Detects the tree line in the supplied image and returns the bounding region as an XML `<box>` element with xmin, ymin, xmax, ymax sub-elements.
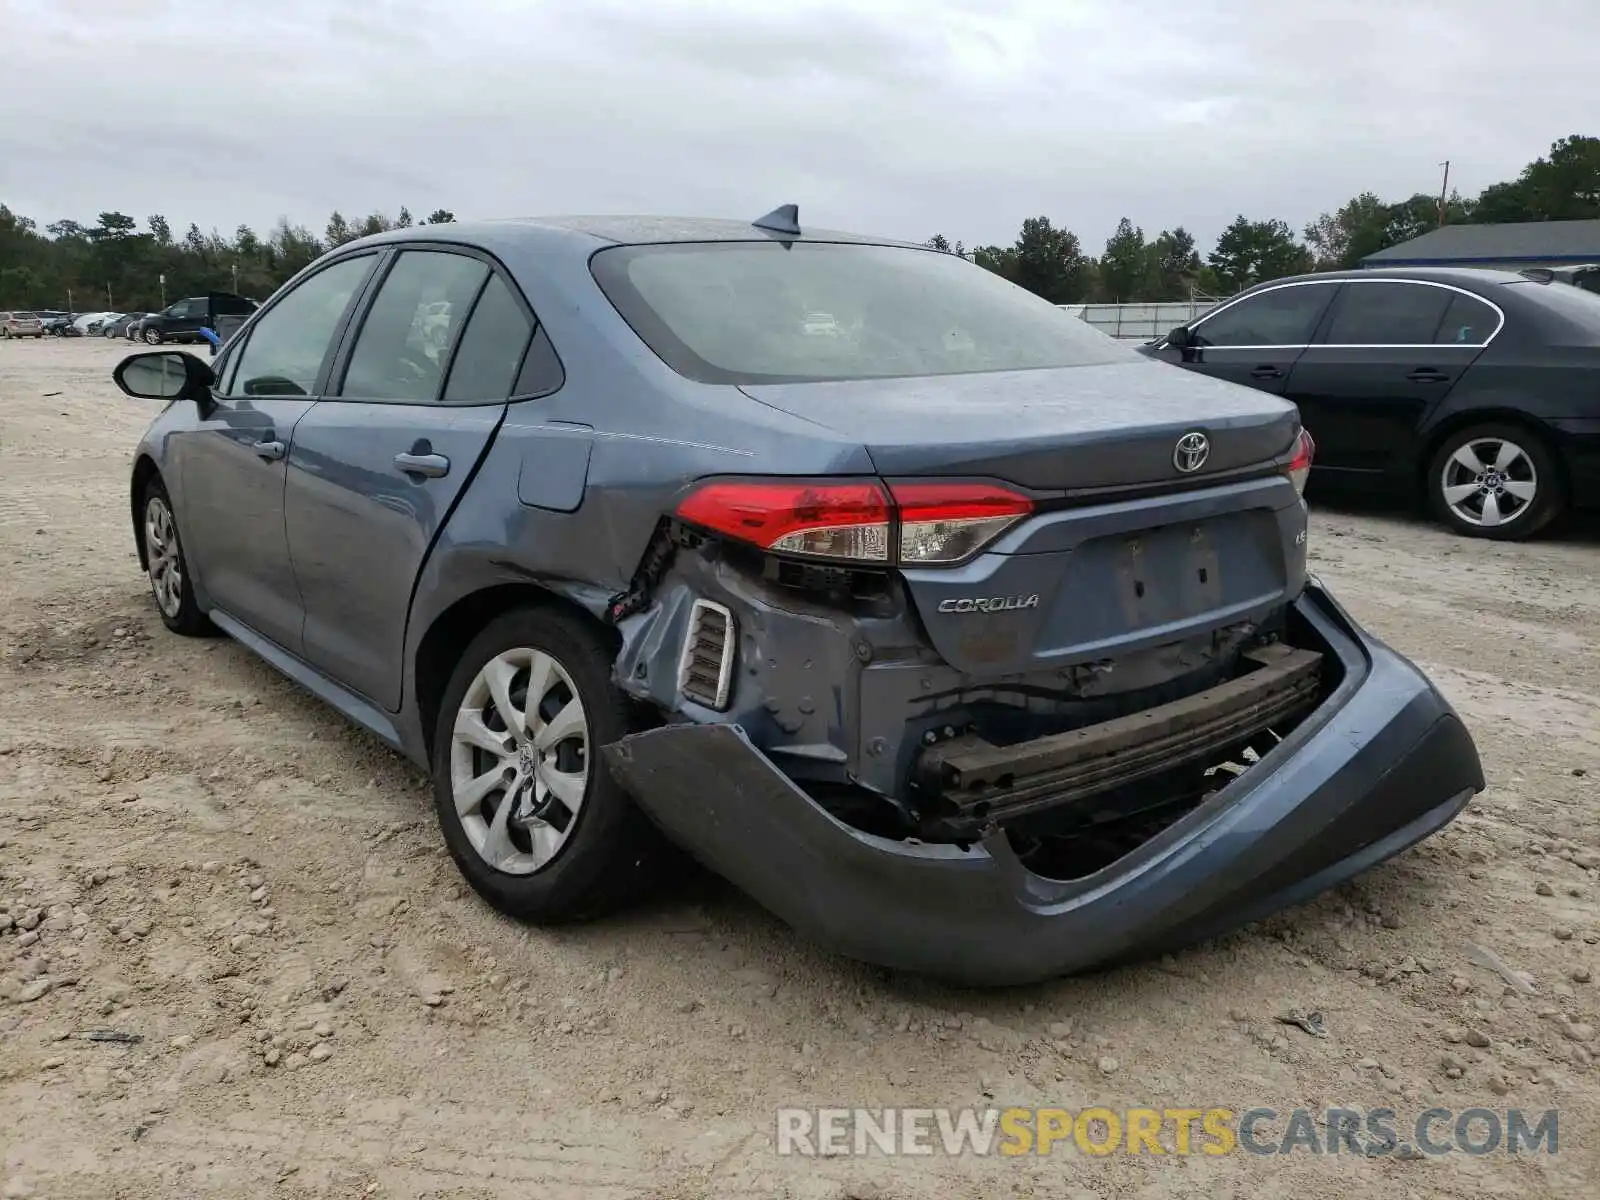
<box><xmin>0</xmin><ymin>206</ymin><xmax>457</xmax><ymax>314</ymax></box>
<box><xmin>935</xmin><ymin>133</ymin><xmax>1600</xmax><ymax>304</ymax></box>
<box><xmin>2</xmin><ymin>134</ymin><xmax>1597</xmax><ymax>313</ymax></box>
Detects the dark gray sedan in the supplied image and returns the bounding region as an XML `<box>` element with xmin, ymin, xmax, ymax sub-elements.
<box><xmin>111</xmin><ymin>210</ymin><xmax>1482</xmax><ymax>984</ymax></box>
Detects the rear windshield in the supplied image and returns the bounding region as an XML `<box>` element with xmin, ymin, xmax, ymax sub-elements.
<box><xmin>14</xmin><ymin>312</ymin><xmax>37</xmax><ymax>319</ymax></box>
<box><xmin>590</xmin><ymin>241</ymin><xmax>1132</xmax><ymax>384</ymax></box>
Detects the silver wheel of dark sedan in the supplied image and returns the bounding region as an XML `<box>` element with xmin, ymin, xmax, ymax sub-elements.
<box><xmin>449</xmin><ymin>647</ymin><xmax>590</xmax><ymax>875</ymax></box>
<box><xmin>1438</xmin><ymin>436</ymin><xmax>1538</xmax><ymax>529</ymax></box>
<box><xmin>144</xmin><ymin>494</ymin><xmax>185</xmax><ymax>618</ymax></box>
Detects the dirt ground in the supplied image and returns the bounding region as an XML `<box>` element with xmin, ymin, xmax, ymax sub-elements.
<box><xmin>1</xmin><ymin>336</ymin><xmax>1597</xmax><ymax>1199</ymax></box>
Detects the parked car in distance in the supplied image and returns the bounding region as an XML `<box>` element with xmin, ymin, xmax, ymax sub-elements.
<box><xmin>1140</xmin><ymin>267</ymin><xmax>1600</xmax><ymax>540</ymax></box>
<box><xmin>71</xmin><ymin>311</ymin><xmax>115</xmax><ymax>336</ymax></box>
<box><xmin>41</xmin><ymin>312</ymin><xmax>79</xmax><ymax>335</ymax></box>
<box><xmin>138</xmin><ymin>293</ymin><xmax>256</xmax><ymax>344</ymax></box>
<box><xmin>84</xmin><ymin>312</ymin><xmax>124</xmax><ymax>336</ymax></box>
<box><xmin>106</xmin><ymin>313</ymin><xmax>148</xmax><ymax>339</ymax></box>
<box><xmin>110</xmin><ymin>211</ymin><xmax>1484</xmax><ymax>985</ymax></box>
<box><xmin>0</xmin><ymin>311</ymin><xmax>45</xmax><ymax>338</ymax></box>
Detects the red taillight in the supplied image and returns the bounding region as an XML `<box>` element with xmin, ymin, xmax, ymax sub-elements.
<box><xmin>674</xmin><ymin>480</ymin><xmax>893</xmax><ymax>562</ymax></box>
<box><xmin>1287</xmin><ymin>428</ymin><xmax>1314</xmax><ymax>496</ymax></box>
<box><xmin>674</xmin><ymin>478</ymin><xmax>1033</xmax><ymax>566</ymax></box>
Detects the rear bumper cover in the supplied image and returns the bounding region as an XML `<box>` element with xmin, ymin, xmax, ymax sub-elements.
<box><xmin>603</xmin><ymin>579</ymin><xmax>1484</xmax><ymax>986</ymax></box>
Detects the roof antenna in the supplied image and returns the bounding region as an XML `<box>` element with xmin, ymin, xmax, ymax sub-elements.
<box><xmin>752</xmin><ymin>204</ymin><xmax>800</xmax><ymax>236</ymax></box>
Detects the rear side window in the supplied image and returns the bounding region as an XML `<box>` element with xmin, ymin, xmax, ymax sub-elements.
<box><xmin>340</xmin><ymin>250</ymin><xmax>489</xmax><ymax>401</ymax></box>
<box><xmin>590</xmin><ymin>241</ymin><xmax>1132</xmax><ymax>385</ymax></box>
<box><xmin>1323</xmin><ymin>282</ymin><xmax>1452</xmax><ymax>345</ymax></box>
<box><xmin>229</xmin><ymin>255</ymin><xmax>375</xmax><ymax>397</ymax></box>
<box><xmin>1432</xmin><ymin>292</ymin><xmax>1500</xmax><ymax>345</ymax></box>
<box><xmin>443</xmin><ymin>274</ymin><xmax>533</xmax><ymax>401</ymax></box>
<box><xmin>1189</xmin><ymin>285</ymin><xmax>1332</xmax><ymax>347</ymax></box>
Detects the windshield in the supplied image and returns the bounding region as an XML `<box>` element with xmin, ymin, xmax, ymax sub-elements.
<box><xmin>590</xmin><ymin>241</ymin><xmax>1132</xmax><ymax>385</ymax></box>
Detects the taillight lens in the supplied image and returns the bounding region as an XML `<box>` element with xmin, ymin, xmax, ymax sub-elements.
<box><xmin>674</xmin><ymin>480</ymin><xmax>892</xmax><ymax>562</ymax></box>
<box><xmin>1286</xmin><ymin>428</ymin><xmax>1314</xmax><ymax>496</ymax></box>
<box><xmin>889</xmin><ymin>481</ymin><xmax>1033</xmax><ymax>564</ymax></box>
<box><xmin>674</xmin><ymin>478</ymin><xmax>1033</xmax><ymax>566</ymax></box>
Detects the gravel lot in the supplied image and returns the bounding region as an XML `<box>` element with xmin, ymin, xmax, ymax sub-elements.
<box><xmin>2</xmin><ymin>337</ymin><xmax>1597</xmax><ymax>1199</ymax></box>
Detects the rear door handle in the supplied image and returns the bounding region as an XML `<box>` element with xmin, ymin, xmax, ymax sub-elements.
<box><xmin>1249</xmin><ymin>366</ymin><xmax>1283</xmax><ymax>380</ymax></box>
<box><xmin>394</xmin><ymin>451</ymin><xmax>450</xmax><ymax>479</ymax></box>
<box><xmin>1407</xmin><ymin>368</ymin><xmax>1450</xmax><ymax>383</ymax></box>
<box><xmin>254</xmin><ymin>439</ymin><xmax>286</xmax><ymax>462</ymax></box>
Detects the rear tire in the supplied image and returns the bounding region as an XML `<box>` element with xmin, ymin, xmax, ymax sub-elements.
<box><xmin>431</xmin><ymin>607</ymin><xmax>663</xmax><ymax>923</ymax></box>
<box><xmin>143</xmin><ymin>327</ymin><xmax>163</xmax><ymax>345</ymax></box>
<box><xmin>1426</xmin><ymin>423</ymin><xmax>1563</xmax><ymax>541</ymax></box>
<box><xmin>140</xmin><ymin>477</ymin><xmax>214</xmax><ymax>636</ymax></box>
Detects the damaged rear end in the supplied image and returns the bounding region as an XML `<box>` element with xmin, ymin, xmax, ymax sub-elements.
<box><xmin>588</xmin><ymin>243</ymin><xmax>1482</xmax><ymax>984</ymax></box>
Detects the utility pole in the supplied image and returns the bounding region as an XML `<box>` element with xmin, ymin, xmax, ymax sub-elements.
<box><xmin>66</xmin><ymin>287</ymin><xmax>73</xmax><ymax>314</ymax></box>
<box><xmin>1437</xmin><ymin>160</ymin><xmax>1451</xmax><ymax>227</ymax></box>
<box><xmin>106</xmin><ymin>282</ymin><xmax>113</xmax><ymax>308</ymax></box>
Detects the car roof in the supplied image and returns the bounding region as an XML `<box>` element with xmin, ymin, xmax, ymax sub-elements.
<box><xmin>1242</xmin><ymin>266</ymin><xmax>1537</xmax><ymax>293</ymax></box>
<box><xmin>335</xmin><ymin>214</ymin><xmax>927</xmax><ymax>257</ymax></box>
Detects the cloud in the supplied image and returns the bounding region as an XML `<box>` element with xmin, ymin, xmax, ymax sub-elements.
<box><xmin>1</xmin><ymin>0</ymin><xmax>1591</xmax><ymax>252</ymax></box>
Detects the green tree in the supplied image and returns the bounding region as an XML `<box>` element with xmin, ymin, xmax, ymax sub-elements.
<box><xmin>1099</xmin><ymin>217</ymin><xmax>1146</xmax><ymax>301</ymax></box>
<box><xmin>1208</xmin><ymin>216</ymin><xmax>1312</xmax><ymax>294</ymax></box>
<box><xmin>1148</xmin><ymin>227</ymin><xmax>1201</xmax><ymax>298</ymax></box>
<box><xmin>925</xmin><ymin>233</ymin><xmax>951</xmax><ymax>251</ymax></box>
<box><xmin>1009</xmin><ymin>216</ymin><xmax>1089</xmax><ymax>304</ymax></box>
<box><xmin>424</xmin><ymin>209</ymin><xmax>457</xmax><ymax>224</ymax></box>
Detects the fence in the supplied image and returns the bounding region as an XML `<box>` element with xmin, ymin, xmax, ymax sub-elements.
<box><xmin>1060</xmin><ymin>299</ymin><xmax>1219</xmax><ymax>342</ymax></box>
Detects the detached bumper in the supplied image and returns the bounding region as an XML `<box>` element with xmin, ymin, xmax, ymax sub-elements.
<box><xmin>603</xmin><ymin>580</ymin><xmax>1484</xmax><ymax>987</ymax></box>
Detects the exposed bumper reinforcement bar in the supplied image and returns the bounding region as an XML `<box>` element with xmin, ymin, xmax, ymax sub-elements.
<box><xmin>916</xmin><ymin>642</ymin><xmax>1323</xmax><ymax>829</ymax></box>
<box><xmin>603</xmin><ymin>580</ymin><xmax>1485</xmax><ymax>986</ymax></box>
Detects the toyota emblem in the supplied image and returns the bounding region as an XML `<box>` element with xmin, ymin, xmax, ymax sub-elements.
<box><xmin>1173</xmin><ymin>431</ymin><xmax>1210</xmax><ymax>473</ymax></box>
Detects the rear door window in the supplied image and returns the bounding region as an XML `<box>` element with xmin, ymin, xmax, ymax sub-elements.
<box><xmin>339</xmin><ymin>250</ymin><xmax>490</xmax><ymax>402</ymax></box>
<box><xmin>1322</xmin><ymin>282</ymin><xmax>1453</xmax><ymax>345</ymax></box>
<box><xmin>1189</xmin><ymin>285</ymin><xmax>1333</xmax><ymax>347</ymax></box>
<box><xmin>1432</xmin><ymin>292</ymin><xmax>1500</xmax><ymax>345</ymax></box>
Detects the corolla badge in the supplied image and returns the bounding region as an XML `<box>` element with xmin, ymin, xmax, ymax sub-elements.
<box><xmin>937</xmin><ymin>594</ymin><xmax>1041</xmax><ymax>614</ymax></box>
<box><xmin>1173</xmin><ymin>430</ymin><xmax>1210</xmax><ymax>473</ymax></box>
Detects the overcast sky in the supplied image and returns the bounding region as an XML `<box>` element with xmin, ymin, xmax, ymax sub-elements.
<box><xmin>1</xmin><ymin>0</ymin><xmax>1592</xmax><ymax>252</ymax></box>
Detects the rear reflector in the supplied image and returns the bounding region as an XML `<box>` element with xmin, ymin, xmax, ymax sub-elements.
<box><xmin>673</xmin><ymin>478</ymin><xmax>1033</xmax><ymax>566</ymax></box>
<box><xmin>1286</xmin><ymin>428</ymin><xmax>1315</xmax><ymax>496</ymax></box>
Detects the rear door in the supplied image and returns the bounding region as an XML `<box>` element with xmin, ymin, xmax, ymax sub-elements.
<box><xmin>173</xmin><ymin>253</ymin><xmax>380</xmax><ymax>650</ymax></box>
<box><xmin>284</xmin><ymin>245</ymin><xmax>536</xmax><ymax>709</ymax></box>
<box><xmin>1151</xmin><ymin>282</ymin><xmax>1336</xmax><ymax>395</ymax></box>
<box><xmin>1284</xmin><ymin>281</ymin><xmax>1497</xmax><ymax>476</ymax></box>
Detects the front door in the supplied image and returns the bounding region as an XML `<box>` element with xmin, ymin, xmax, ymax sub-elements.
<box><xmin>174</xmin><ymin>253</ymin><xmax>380</xmax><ymax>650</ymax></box>
<box><xmin>1153</xmin><ymin>281</ymin><xmax>1338</xmax><ymax>396</ymax></box>
<box><xmin>1285</xmin><ymin>281</ymin><xmax>1496</xmax><ymax>476</ymax></box>
<box><xmin>285</xmin><ymin>248</ymin><xmax>536</xmax><ymax>709</ymax></box>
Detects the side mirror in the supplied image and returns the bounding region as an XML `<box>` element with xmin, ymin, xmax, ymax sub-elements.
<box><xmin>113</xmin><ymin>350</ymin><xmax>214</xmax><ymax>402</ymax></box>
<box><xmin>1166</xmin><ymin>325</ymin><xmax>1192</xmax><ymax>349</ymax></box>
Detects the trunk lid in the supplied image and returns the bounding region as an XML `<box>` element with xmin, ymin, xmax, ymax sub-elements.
<box><xmin>738</xmin><ymin>358</ymin><xmax>1299</xmax><ymax>491</ymax></box>
<box><xmin>742</xmin><ymin>360</ymin><xmax>1307</xmax><ymax>678</ymax></box>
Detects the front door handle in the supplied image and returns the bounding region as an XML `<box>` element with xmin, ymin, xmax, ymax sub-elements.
<box><xmin>254</xmin><ymin>439</ymin><xmax>286</xmax><ymax>462</ymax></box>
<box><xmin>1249</xmin><ymin>366</ymin><xmax>1283</xmax><ymax>380</ymax></box>
<box><xmin>1407</xmin><ymin>368</ymin><xmax>1450</xmax><ymax>383</ymax></box>
<box><xmin>394</xmin><ymin>451</ymin><xmax>450</xmax><ymax>479</ymax></box>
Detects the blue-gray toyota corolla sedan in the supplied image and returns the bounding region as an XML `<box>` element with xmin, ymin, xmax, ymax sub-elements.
<box><xmin>113</xmin><ymin>207</ymin><xmax>1484</xmax><ymax>985</ymax></box>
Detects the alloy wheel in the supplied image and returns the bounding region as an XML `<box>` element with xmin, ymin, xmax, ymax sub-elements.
<box><xmin>143</xmin><ymin>327</ymin><xmax>162</xmax><ymax>345</ymax></box>
<box><xmin>449</xmin><ymin>647</ymin><xmax>590</xmax><ymax>875</ymax></box>
<box><xmin>144</xmin><ymin>495</ymin><xmax>184</xmax><ymax>618</ymax></box>
<box><xmin>1439</xmin><ymin>437</ymin><xmax>1538</xmax><ymax>529</ymax></box>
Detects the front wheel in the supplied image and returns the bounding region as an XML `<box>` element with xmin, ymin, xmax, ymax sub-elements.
<box><xmin>141</xmin><ymin>479</ymin><xmax>213</xmax><ymax>635</ymax></box>
<box><xmin>431</xmin><ymin>608</ymin><xmax>662</xmax><ymax>922</ymax></box>
<box><xmin>143</xmin><ymin>326</ymin><xmax>163</xmax><ymax>345</ymax></box>
<box><xmin>1426</xmin><ymin>423</ymin><xmax>1564</xmax><ymax>541</ymax></box>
